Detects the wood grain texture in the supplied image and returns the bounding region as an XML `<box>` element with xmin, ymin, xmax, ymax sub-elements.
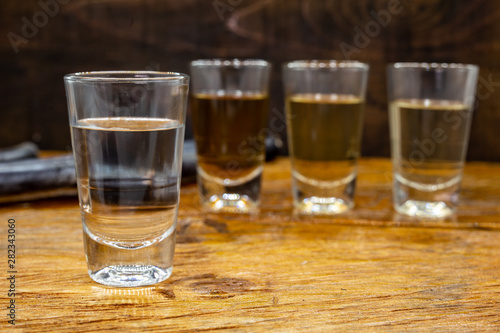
<box><xmin>0</xmin><ymin>157</ymin><xmax>499</xmax><ymax>331</ymax></box>
<box><xmin>1</xmin><ymin>0</ymin><xmax>500</xmax><ymax>160</ymax></box>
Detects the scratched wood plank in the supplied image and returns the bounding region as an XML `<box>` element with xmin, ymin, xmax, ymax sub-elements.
<box><xmin>1</xmin><ymin>0</ymin><xmax>500</xmax><ymax>161</ymax></box>
<box><xmin>0</xmin><ymin>158</ymin><xmax>499</xmax><ymax>331</ymax></box>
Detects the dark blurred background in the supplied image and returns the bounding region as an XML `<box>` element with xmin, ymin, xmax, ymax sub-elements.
<box><xmin>1</xmin><ymin>0</ymin><xmax>499</xmax><ymax>161</ymax></box>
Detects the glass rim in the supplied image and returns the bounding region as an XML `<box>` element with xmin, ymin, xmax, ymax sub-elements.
<box><xmin>283</xmin><ymin>60</ymin><xmax>369</xmax><ymax>70</ymax></box>
<box><xmin>389</xmin><ymin>62</ymin><xmax>479</xmax><ymax>71</ymax></box>
<box><xmin>64</xmin><ymin>71</ymin><xmax>189</xmax><ymax>82</ymax></box>
<box><xmin>190</xmin><ymin>59</ymin><xmax>270</xmax><ymax>68</ymax></box>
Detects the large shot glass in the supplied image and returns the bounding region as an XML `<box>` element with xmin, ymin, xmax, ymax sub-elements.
<box><xmin>64</xmin><ymin>71</ymin><xmax>189</xmax><ymax>287</ymax></box>
<box><xmin>387</xmin><ymin>63</ymin><xmax>479</xmax><ymax>218</ymax></box>
<box><xmin>189</xmin><ymin>59</ymin><xmax>271</xmax><ymax>213</ymax></box>
<box><xmin>282</xmin><ymin>60</ymin><xmax>369</xmax><ymax>215</ymax></box>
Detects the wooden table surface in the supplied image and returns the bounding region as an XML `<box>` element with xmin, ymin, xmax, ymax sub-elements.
<box><xmin>0</xmin><ymin>158</ymin><xmax>499</xmax><ymax>332</ymax></box>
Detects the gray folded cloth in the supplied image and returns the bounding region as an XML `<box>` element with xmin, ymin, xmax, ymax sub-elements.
<box><xmin>0</xmin><ymin>154</ymin><xmax>76</xmax><ymax>195</ymax></box>
<box><xmin>0</xmin><ymin>140</ymin><xmax>198</xmax><ymax>196</ymax></box>
<box><xmin>0</xmin><ymin>137</ymin><xmax>281</xmax><ymax>200</ymax></box>
<box><xmin>0</xmin><ymin>142</ymin><xmax>39</xmax><ymax>162</ymax></box>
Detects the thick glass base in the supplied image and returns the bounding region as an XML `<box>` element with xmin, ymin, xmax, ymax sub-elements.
<box><xmin>395</xmin><ymin>200</ymin><xmax>454</xmax><ymax>219</ymax></box>
<box><xmin>293</xmin><ymin>172</ymin><xmax>356</xmax><ymax>215</ymax></box>
<box><xmin>295</xmin><ymin>196</ymin><xmax>353</xmax><ymax>215</ymax></box>
<box><xmin>203</xmin><ymin>193</ymin><xmax>258</xmax><ymax>213</ymax></box>
<box><xmin>197</xmin><ymin>167</ymin><xmax>261</xmax><ymax>213</ymax></box>
<box><xmin>83</xmin><ymin>225</ymin><xmax>176</xmax><ymax>287</ymax></box>
<box><xmin>89</xmin><ymin>265</ymin><xmax>172</xmax><ymax>288</ymax></box>
<box><xmin>393</xmin><ymin>174</ymin><xmax>459</xmax><ymax>219</ymax></box>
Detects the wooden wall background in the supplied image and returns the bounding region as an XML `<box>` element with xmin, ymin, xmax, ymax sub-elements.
<box><xmin>1</xmin><ymin>0</ymin><xmax>500</xmax><ymax>161</ymax></box>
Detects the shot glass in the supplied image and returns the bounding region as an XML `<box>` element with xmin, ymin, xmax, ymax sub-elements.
<box><xmin>282</xmin><ymin>60</ymin><xmax>369</xmax><ymax>215</ymax></box>
<box><xmin>189</xmin><ymin>59</ymin><xmax>271</xmax><ymax>213</ymax></box>
<box><xmin>387</xmin><ymin>63</ymin><xmax>479</xmax><ymax>218</ymax></box>
<box><xmin>64</xmin><ymin>71</ymin><xmax>189</xmax><ymax>287</ymax></box>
